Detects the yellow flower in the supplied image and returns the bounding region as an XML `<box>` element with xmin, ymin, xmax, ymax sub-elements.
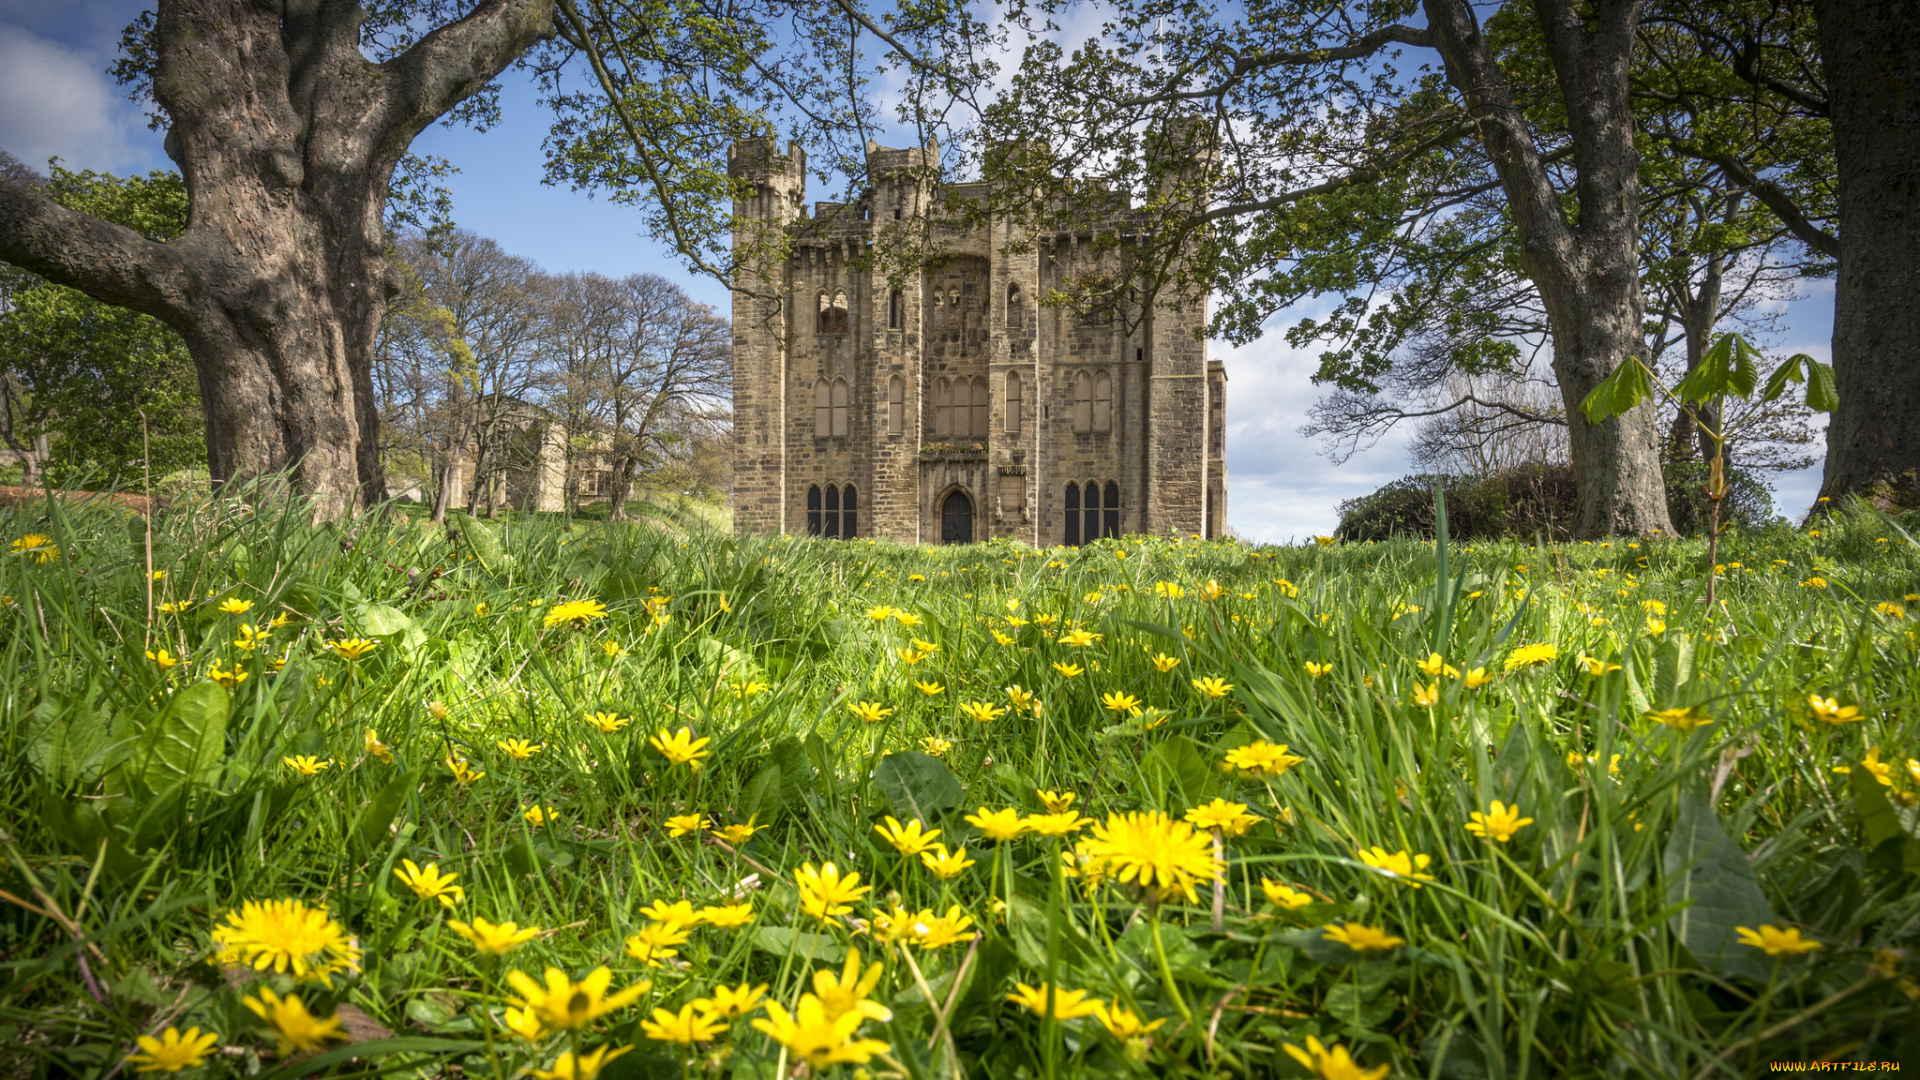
<box><xmin>1052</xmin><ymin>661</ymin><xmax>1084</xmax><ymax>677</ymax></box>
<box><xmin>751</xmin><ymin>994</ymin><xmax>891</xmax><ymax>1068</ymax></box>
<box><xmin>1059</xmin><ymin>628</ymin><xmax>1099</xmax><ymax>648</ymax></box>
<box><xmin>363</xmin><ymin>728</ymin><xmax>393</xmax><ymax>763</ymax></box>
<box><xmin>965</xmin><ymin>807</ymin><xmax>1027</xmax><ymax>842</ymax></box>
<box><xmin>125</xmin><ymin>1025</ymin><xmax>220</xmax><ymax>1073</ymax></box>
<box><xmin>1153</xmin><ymin>581</ymin><xmax>1186</xmax><ymax>600</ymax></box>
<box><xmin>544</xmin><ymin>599</ymin><xmax>609</xmax><ymax>628</ymax></box>
<box><xmin>394</xmin><ymin>858</ymin><xmax>464</xmax><ymax>907</ymax></box>
<box><xmin>624</xmin><ymin>922</ymin><xmax>691</xmax><ymax>967</ymax></box>
<box><xmin>1184</xmin><ymin>798</ymin><xmax>1260</xmax><ymax>836</ymax></box>
<box><xmin>11</xmin><ymin>533</ymin><xmax>59</xmax><ymax>563</ymax></box>
<box><xmin>1863</xmin><ymin>747</ymin><xmax>1894</xmax><ymax>786</ymax></box>
<box><xmin>1222</xmin><ymin>740</ymin><xmax>1305</xmax><ymax>778</ymax></box>
<box><xmin>715</xmin><ymin>819</ymin><xmax>762</xmax><ymax>846</ymax></box>
<box><xmin>473</xmin><ymin>602</ymin><xmax>491</xmax><ymax>617</ymax></box>
<box><xmin>232</xmin><ymin>623</ymin><xmax>271</xmax><ymax>652</ymax></box>
<box><xmin>1284</xmin><ymin>1035</ymin><xmax>1389</xmax><ymax>1080</ymax></box>
<box><xmin>328</xmin><ymin>637</ymin><xmax>379</xmax><ymax>660</ymax></box>
<box><xmin>1808</xmin><ymin>695</ymin><xmax>1862</xmax><ymax>725</ymax></box>
<box><xmin>1357</xmin><ymin>846</ymin><xmax>1435</xmax><ymax>886</ymax></box>
<box><xmin>531</xmin><ymin>1046</ymin><xmax>631</xmax><ymax>1080</ymax></box>
<box><xmin>446</xmin><ymin>756</ymin><xmax>485</xmax><ymax>784</ymax></box>
<box><xmin>664</xmin><ymin>814</ymin><xmax>711</xmax><ymax>837</ymax></box>
<box><xmin>649</xmin><ymin>727</ymin><xmax>712</xmax><ymax>770</ymax></box>
<box><xmin>1094</xmin><ymin>1003</ymin><xmax>1165</xmax><ymax>1041</ymax></box>
<box><xmin>1026</xmin><ymin>811</ymin><xmax>1089</xmax><ymax>838</ymax></box>
<box><xmin>1260</xmin><ymin>879</ymin><xmax>1314</xmax><ymax>910</ymax></box>
<box><xmin>1313</xmin><ymin>535</ymin><xmax>1337</xmax><ymax>546</ymax></box>
<box><xmin>1503</xmin><ymin>642</ymin><xmax>1557</xmax><ymax>670</ymax></box>
<box><xmin>1649</xmin><ymin>705</ymin><xmax>1713</xmax><ymax>732</ymax></box>
<box><xmin>243</xmin><ymin>987</ymin><xmax>346</xmax><ymax>1055</ymax></box>
<box><xmin>1005</xmin><ymin>684</ymin><xmax>1037</xmax><ymax>713</ymax></box>
<box><xmin>207</xmin><ymin>660</ymin><xmax>249</xmax><ymax>688</ymax></box>
<box><xmin>993</xmin><ymin>630</ymin><xmax>1017</xmax><ymax>646</ymax></box>
<box><xmin>1008</xmin><ymin>983</ymin><xmax>1104</xmax><ymax>1020</ymax></box>
<box><xmin>1462</xmin><ymin>667</ymin><xmax>1492</xmax><ymax>688</ymax></box>
<box><xmin>1100</xmin><ymin>690</ymin><xmax>1142</xmax><ymax>715</ymax></box>
<box><xmin>1411</xmin><ymin>682</ymin><xmax>1440</xmax><ymax>707</ymax></box>
<box><xmin>875</xmin><ymin>816</ymin><xmax>942</xmax><ymax>857</ymax></box>
<box><xmin>1303</xmin><ymin>661</ymin><xmax>1331</xmax><ymax>678</ymax></box>
<box><xmin>448</xmin><ymin>916</ymin><xmax>541</xmax><ymax>955</ymax></box>
<box><xmin>1079</xmin><ymin>810</ymin><xmax>1223</xmax><ymax>904</ymax></box>
<box><xmin>601</xmin><ymin>639</ymin><xmax>626</xmax><ymax>658</ymax></box>
<box><xmin>1321</xmin><ymin>922</ymin><xmax>1406</xmax><ymax>953</ymax></box>
<box><xmin>1735</xmin><ymin>924</ymin><xmax>1823</xmax><ymax>957</ymax></box>
<box><xmin>920</xmin><ymin>843</ymin><xmax>976</xmax><ymax>878</ymax></box>
<box><xmin>497</xmin><ymin>738</ymin><xmax>544</xmax><ymax>760</ymax></box>
<box><xmin>211</xmin><ymin>898</ymin><xmax>361</xmax><ymax>986</ymax></box>
<box><xmin>1416</xmin><ymin>652</ymin><xmax>1459</xmax><ymax>678</ymax></box>
<box><xmin>1191</xmin><ymin>676</ymin><xmax>1233</xmax><ymax>698</ymax></box>
<box><xmin>217</xmin><ymin>598</ymin><xmax>253</xmax><ymax>615</ymax></box>
<box><xmin>158</xmin><ymin>601</ymin><xmax>192</xmax><ymax>614</ymax></box>
<box><xmin>795</xmin><ymin>862</ymin><xmax>870</xmax><ymax>921</ymax></box>
<box><xmin>812</xmin><ymin>947</ymin><xmax>893</xmax><ymax>1022</ymax></box>
<box><xmin>899</xmin><ymin>646</ymin><xmax>930</xmax><ymax>665</ymax></box>
<box><xmin>283</xmin><ymin>754</ymin><xmax>329</xmax><ymax>777</ymax></box>
<box><xmin>1644</xmin><ymin>616</ymin><xmax>1667</xmax><ymax>636</ymax></box>
<box><xmin>1033</xmin><ymin>789</ymin><xmax>1074</xmax><ymax>813</ymax></box>
<box><xmin>1578</xmin><ymin>654</ymin><xmax>1622</xmax><ymax>676</ymax></box>
<box><xmin>848</xmin><ymin>700</ymin><xmax>894</xmax><ymax>724</ymax></box>
<box><xmin>695</xmin><ymin>982</ymin><xmax>769</xmax><ymax>1018</ymax></box>
<box><xmin>505</xmin><ymin>967</ymin><xmax>650</xmax><ymax>1031</ymax></box>
<box><xmin>920</xmin><ymin>735</ymin><xmax>952</xmax><ymax>756</ymax></box>
<box><xmin>959</xmin><ymin>700</ymin><xmax>1008</xmax><ymax>723</ymax></box>
<box><xmin>729</xmin><ymin>679</ymin><xmax>769</xmax><ymax>699</ymax></box>
<box><xmin>1464</xmin><ymin>801</ymin><xmax>1534</xmax><ymax>843</ymax></box>
<box><xmin>1800</xmin><ymin>576</ymin><xmax>1827</xmax><ymax>589</ymax></box>
<box><xmin>866</xmin><ymin>605</ymin><xmax>899</xmax><ymax>621</ymax></box>
<box><xmin>586</xmin><ymin>711</ymin><xmax>631</xmax><ymax>733</ymax></box>
<box><xmin>523</xmin><ymin>804</ymin><xmax>559</xmax><ymax>826</ymax></box>
<box><xmin>697</xmin><ymin>902</ymin><xmax>756</xmax><ymax>929</ymax></box>
<box><xmin>913</xmin><ymin>680</ymin><xmax>945</xmax><ymax>696</ymax></box>
<box><xmin>915</xmin><ymin>906</ymin><xmax>976</xmax><ymax>949</ymax></box>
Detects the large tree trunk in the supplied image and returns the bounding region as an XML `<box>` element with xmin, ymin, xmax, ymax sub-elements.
<box><xmin>0</xmin><ymin>0</ymin><xmax>554</xmax><ymax>518</ymax></box>
<box><xmin>1426</xmin><ymin>0</ymin><xmax>1674</xmax><ymax>537</ymax></box>
<box><xmin>1814</xmin><ymin>0</ymin><xmax>1920</xmax><ymax>510</ymax></box>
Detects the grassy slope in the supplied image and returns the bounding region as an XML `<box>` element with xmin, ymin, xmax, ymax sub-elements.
<box><xmin>2</xmin><ymin>493</ymin><xmax>1917</xmax><ymax>1078</ymax></box>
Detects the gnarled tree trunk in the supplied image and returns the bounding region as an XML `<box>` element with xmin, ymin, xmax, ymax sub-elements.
<box><xmin>0</xmin><ymin>0</ymin><xmax>554</xmax><ymax>518</ymax></box>
<box><xmin>1814</xmin><ymin>0</ymin><xmax>1920</xmax><ymax>510</ymax></box>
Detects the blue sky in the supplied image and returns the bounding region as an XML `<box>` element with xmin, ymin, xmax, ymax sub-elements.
<box><xmin>1</xmin><ymin>2</ymin><xmax>1830</xmax><ymax>539</ymax></box>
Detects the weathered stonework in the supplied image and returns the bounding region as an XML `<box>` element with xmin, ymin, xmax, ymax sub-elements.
<box><xmin>728</xmin><ymin>139</ymin><xmax>1226</xmax><ymax>544</ymax></box>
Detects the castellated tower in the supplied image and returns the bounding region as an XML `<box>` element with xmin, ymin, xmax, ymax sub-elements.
<box><xmin>728</xmin><ymin>135</ymin><xmax>1226</xmax><ymax>544</ymax></box>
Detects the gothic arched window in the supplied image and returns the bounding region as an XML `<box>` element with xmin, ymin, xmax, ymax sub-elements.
<box><xmin>1006</xmin><ymin>282</ymin><xmax>1024</xmax><ymax>329</ymax></box>
<box><xmin>887</xmin><ymin>374</ymin><xmax>905</xmax><ymax>435</ymax></box>
<box><xmin>806</xmin><ymin>484</ymin><xmax>823</xmax><ymax>535</ymax></box>
<box><xmin>813</xmin><ymin>379</ymin><xmax>831</xmax><ymax>438</ymax></box>
<box><xmin>830</xmin><ymin>289</ymin><xmax>850</xmax><ymax>333</ymax></box>
<box><xmin>888</xmin><ymin>289</ymin><xmax>903</xmax><ymax>330</ymax></box>
<box><xmin>1072</xmin><ymin>371</ymin><xmax>1093</xmax><ymax>433</ymax></box>
<box><xmin>830</xmin><ymin>377</ymin><xmax>849</xmax><ymax>437</ymax></box>
<box><xmin>970</xmin><ymin>376</ymin><xmax>989</xmax><ymax>438</ymax></box>
<box><xmin>1064</xmin><ymin>482</ymin><xmax>1081</xmax><ymax>547</ymax></box>
<box><xmin>1004</xmin><ymin>370</ymin><xmax>1023</xmax><ymax>435</ymax></box>
<box><xmin>933</xmin><ymin>377</ymin><xmax>952</xmax><ymax>438</ymax></box>
<box><xmin>1093</xmin><ymin>370</ymin><xmax>1113</xmax><ymax>432</ymax></box>
<box><xmin>816</xmin><ymin>291</ymin><xmax>832</xmax><ymax>334</ymax></box>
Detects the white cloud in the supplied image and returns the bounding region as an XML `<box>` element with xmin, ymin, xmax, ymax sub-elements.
<box><xmin>0</xmin><ymin>23</ymin><xmax>149</xmax><ymax>174</ymax></box>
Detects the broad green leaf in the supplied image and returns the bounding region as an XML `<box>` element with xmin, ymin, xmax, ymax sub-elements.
<box><xmin>1142</xmin><ymin>735</ymin><xmax>1217</xmax><ymax>808</ymax></box>
<box><xmin>357</xmin><ymin>603</ymin><xmax>412</xmax><ymax>637</ymax></box>
<box><xmin>874</xmin><ymin>751</ymin><xmax>962</xmax><ymax>820</ymax></box>
<box><xmin>1653</xmin><ymin>636</ymin><xmax>1692</xmax><ymax>708</ymax></box>
<box><xmin>1580</xmin><ymin>357</ymin><xmax>1652</xmax><ymax>424</ymax></box>
<box><xmin>1759</xmin><ymin>353</ymin><xmax>1807</xmax><ymax>403</ymax></box>
<box><xmin>1663</xmin><ymin>789</ymin><xmax>1775</xmax><ymax>982</ymax></box>
<box><xmin>357</xmin><ymin>766</ymin><xmax>423</xmax><ymax>850</ymax></box>
<box><xmin>134</xmin><ymin>680</ymin><xmax>229</xmax><ymax>792</ymax></box>
<box><xmin>1805</xmin><ymin>359</ymin><xmax>1838</xmax><ymax>413</ymax></box>
<box><xmin>753</xmin><ymin>926</ymin><xmax>844</xmax><ymax>962</ymax></box>
<box><xmin>737</xmin><ymin>761</ymin><xmax>782</xmax><ymax>824</ymax></box>
<box><xmin>452</xmin><ymin>512</ymin><xmax>512</xmax><ymax>574</ymax></box>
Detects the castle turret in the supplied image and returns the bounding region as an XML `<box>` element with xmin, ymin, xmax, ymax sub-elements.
<box><xmin>728</xmin><ymin>139</ymin><xmax>806</xmax><ymax>534</ymax></box>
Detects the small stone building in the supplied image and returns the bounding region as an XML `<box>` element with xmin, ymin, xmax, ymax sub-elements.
<box><xmin>728</xmin><ymin>138</ymin><xmax>1226</xmax><ymax>544</ymax></box>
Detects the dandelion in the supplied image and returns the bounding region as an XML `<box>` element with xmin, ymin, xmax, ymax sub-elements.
<box><xmin>1736</xmin><ymin>925</ymin><xmax>1823</xmax><ymax>957</ymax></box>
<box><xmin>921</xmin><ymin>843</ymin><xmax>976</xmax><ymax>878</ymax></box>
<box><xmin>1649</xmin><ymin>705</ymin><xmax>1713</xmax><ymax>732</ymax></box>
<box><xmin>875</xmin><ymin>816</ymin><xmax>942</xmax><ymax>857</ymax></box>
<box><xmin>959</xmin><ymin>700</ymin><xmax>1008</xmax><ymax>723</ymax></box>
<box><xmin>665</xmin><ymin>814</ymin><xmax>711</xmax><ymax>837</ymax></box>
<box><xmin>1411</xmin><ymin>682</ymin><xmax>1440</xmax><ymax>707</ymax></box>
<box><xmin>913</xmin><ymin>680</ymin><xmax>945</xmax><ymax>696</ymax></box>
<box><xmin>544</xmin><ymin>599</ymin><xmax>608</xmax><ymax>628</ymax></box>
<box><xmin>505</xmin><ymin>967</ymin><xmax>650</xmax><ymax>1031</ymax></box>
<box><xmin>1223</xmin><ymin>740</ymin><xmax>1306</xmax><ymax>778</ymax></box>
<box><xmin>1007</xmin><ymin>983</ymin><xmax>1104</xmax><ymax>1021</ymax></box>
<box><xmin>1184</xmin><ymin>798</ymin><xmax>1260</xmax><ymax>837</ymax></box>
<box><xmin>965</xmin><ymin>807</ymin><xmax>1027</xmax><ymax>842</ymax></box>
<box><xmin>1321</xmin><ymin>922</ymin><xmax>1406</xmax><ymax>953</ymax></box>
<box><xmin>217</xmin><ymin>598</ymin><xmax>253</xmax><ymax>615</ymax></box>
<box><xmin>1465</xmin><ymin>801</ymin><xmax>1534</xmax><ymax>843</ymax></box>
<box><xmin>586</xmin><ymin>711</ymin><xmax>631</xmax><ymax>733</ymax></box>
<box><xmin>327</xmin><ymin>637</ymin><xmax>379</xmax><ymax>660</ymax></box>
<box><xmin>124</xmin><ymin>1025</ymin><xmax>220</xmax><ymax>1073</ymax></box>
<box><xmin>394</xmin><ymin>859</ymin><xmax>464</xmax><ymax>907</ymax></box>
<box><xmin>211</xmin><ymin>898</ymin><xmax>361</xmax><ymax>986</ymax></box>
<box><xmin>1503</xmin><ymin>642</ymin><xmax>1557</xmax><ymax>670</ymax></box>
<box><xmin>531</xmin><ymin>1046</ymin><xmax>631</xmax><ymax>1080</ymax></box>
<box><xmin>1191</xmin><ymin>676</ymin><xmax>1233</xmax><ymax>698</ymax></box>
<box><xmin>649</xmin><ymin>727</ymin><xmax>711</xmax><ymax>770</ymax></box>
<box><xmin>1304</xmin><ymin>661</ymin><xmax>1332</xmax><ymax>678</ymax></box>
<box><xmin>1260</xmin><ymin>880</ymin><xmax>1314</xmax><ymax>910</ymax></box>
<box><xmin>847</xmin><ymin>701</ymin><xmax>894</xmax><ymax>724</ymax></box>
<box><xmin>448</xmin><ymin>916</ymin><xmax>541</xmax><ymax>955</ymax></box>
<box><xmin>497</xmin><ymin>738</ymin><xmax>544</xmax><ymax>760</ymax></box>
<box><xmin>1800</xmin><ymin>576</ymin><xmax>1828</xmax><ymax>589</ymax></box>
<box><xmin>1284</xmin><ymin>1036</ymin><xmax>1389</xmax><ymax>1080</ymax></box>
<box><xmin>715</xmin><ymin>819</ymin><xmax>762</xmax><ymax>846</ymax></box>
<box><xmin>795</xmin><ymin>862</ymin><xmax>870</xmax><ymax>921</ymax></box>
<box><xmin>697</xmin><ymin>902</ymin><xmax>756</xmax><ymax>929</ymax></box>
<box><xmin>1808</xmin><ymin>695</ymin><xmax>1862</xmax><ymax>725</ymax></box>
<box><xmin>1078</xmin><ymin>811</ymin><xmax>1223</xmax><ymax>904</ymax></box>
<box><xmin>11</xmin><ymin>533</ymin><xmax>60</xmax><ymax>563</ymax></box>
<box><xmin>1357</xmin><ymin>846</ymin><xmax>1436</xmax><ymax>886</ymax></box>
<box><xmin>244</xmin><ymin>987</ymin><xmax>347</xmax><ymax>1055</ymax></box>
<box><xmin>283</xmin><ymin>755</ymin><xmax>329</xmax><ymax>777</ymax></box>
<box><xmin>751</xmin><ymin>994</ymin><xmax>891</xmax><ymax>1068</ymax></box>
<box><xmin>920</xmin><ymin>735</ymin><xmax>952</xmax><ymax>756</ymax></box>
<box><xmin>695</xmin><ymin>982</ymin><xmax>769</xmax><ymax>1018</ymax></box>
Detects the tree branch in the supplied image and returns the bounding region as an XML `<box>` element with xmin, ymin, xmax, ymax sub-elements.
<box><xmin>1114</xmin><ymin>24</ymin><xmax>1434</xmax><ymax>109</ymax></box>
<box><xmin>1201</xmin><ymin>118</ymin><xmax>1477</xmax><ymax>223</ymax></box>
<box><xmin>0</xmin><ymin>178</ymin><xmax>191</xmax><ymax>323</ymax></box>
<box><xmin>1701</xmin><ymin>151</ymin><xmax>1838</xmax><ymax>259</ymax></box>
<box><xmin>380</xmin><ymin>0</ymin><xmax>557</xmax><ymax>141</ymax></box>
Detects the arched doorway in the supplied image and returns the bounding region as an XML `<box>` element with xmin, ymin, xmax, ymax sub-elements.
<box><xmin>940</xmin><ymin>489</ymin><xmax>974</xmax><ymax>544</ymax></box>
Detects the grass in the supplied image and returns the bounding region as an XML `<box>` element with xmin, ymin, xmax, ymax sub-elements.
<box><xmin>2</xmin><ymin>486</ymin><xmax>1917</xmax><ymax>1078</ymax></box>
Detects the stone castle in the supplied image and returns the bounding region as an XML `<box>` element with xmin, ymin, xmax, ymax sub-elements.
<box><xmin>727</xmin><ymin>138</ymin><xmax>1225</xmax><ymax>544</ymax></box>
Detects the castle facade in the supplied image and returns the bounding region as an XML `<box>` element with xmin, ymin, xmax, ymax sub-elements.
<box><xmin>727</xmin><ymin>139</ymin><xmax>1225</xmax><ymax>544</ymax></box>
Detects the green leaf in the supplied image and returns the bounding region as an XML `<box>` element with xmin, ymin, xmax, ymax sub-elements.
<box><xmin>452</xmin><ymin>513</ymin><xmax>512</xmax><ymax>574</ymax></box>
<box><xmin>737</xmin><ymin>762</ymin><xmax>782</xmax><ymax>824</ymax></box>
<box><xmin>1759</xmin><ymin>353</ymin><xmax>1807</xmax><ymax>403</ymax></box>
<box><xmin>1663</xmin><ymin>789</ymin><xmax>1775</xmax><ymax>982</ymax></box>
<box><xmin>357</xmin><ymin>766</ymin><xmax>422</xmax><ymax>851</ymax></box>
<box><xmin>753</xmin><ymin>926</ymin><xmax>845</xmax><ymax>962</ymax></box>
<box><xmin>1141</xmin><ymin>735</ymin><xmax>1217</xmax><ymax>808</ymax></box>
<box><xmin>356</xmin><ymin>603</ymin><xmax>412</xmax><ymax>637</ymax></box>
<box><xmin>873</xmin><ymin>751</ymin><xmax>962</xmax><ymax>820</ymax></box>
<box><xmin>1652</xmin><ymin>635</ymin><xmax>1692</xmax><ymax>708</ymax></box>
<box><xmin>1580</xmin><ymin>357</ymin><xmax>1653</xmax><ymax>424</ymax></box>
<box><xmin>134</xmin><ymin>680</ymin><xmax>229</xmax><ymax>792</ymax></box>
<box><xmin>1804</xmin><ymin>359</ymin><xmax>1838</xmax><ymax>413</ymax></box>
